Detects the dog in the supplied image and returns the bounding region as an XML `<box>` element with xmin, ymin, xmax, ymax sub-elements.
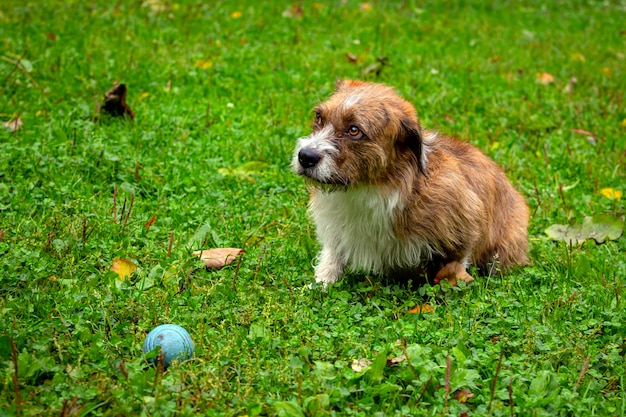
<box><xmin>292</xmin><ymin>80</ymin><xmax>529</xmax><ymax>288</ymax></box>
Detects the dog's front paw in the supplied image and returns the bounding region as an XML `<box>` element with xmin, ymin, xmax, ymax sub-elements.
<box><xmin>306</xmin><ymin>280</ymin><xmax>329</xmax><ymax>291</ymax></box>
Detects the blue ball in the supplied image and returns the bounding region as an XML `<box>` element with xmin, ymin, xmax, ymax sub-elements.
<box><xmin>143</xmin><ymin>324</ymin><xmax>194</xmax><ymax>368</ymax></box>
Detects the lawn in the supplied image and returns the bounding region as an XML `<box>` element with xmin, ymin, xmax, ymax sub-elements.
<box><xmin>1</xmin><ymin>1</ymin><xmax>625</xmax><ymax>416</ymax></box>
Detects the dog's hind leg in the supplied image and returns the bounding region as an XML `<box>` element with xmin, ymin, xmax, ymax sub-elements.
<box><xmin>433</xmin><ymin>260</ymin><xmax>474</xmax><ymax>286</ymax></box>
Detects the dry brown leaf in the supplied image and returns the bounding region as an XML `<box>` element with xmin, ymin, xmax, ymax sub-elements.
<box><xmin>144</xmin><ymin>213</ymin><xmax>157</xmax><ymax>230</ymax></box>
<box><xmin>536</xmin><ymin>72</ymin><xmax>554</xmax><ymax>85</ymax></box>
<box><xmin>346</xmin><ymin>52</ymin><xmax>358</xmax><ymax>63</ymax></box>
<box><xmin>3</xmin><ymin>117</ymin><xmax>23</xmax><ymax>132</ymax></box>
<box><xmin>571</xmin><ymin>128</ymin><xmax>601</xmax><ymax>145</ymax></box>
<box><xmin>408</xmin><ymin>304</ymin><xmax>435</xmax><ymax>314</ymax></box>
<box><xmin>111</xmin><ymin>258</ymin><xmax>137</xmax><ymax>280</ymax></box>
<box><xmin>282</xmin><ymin>5</ymin><xmax>304</xmax><ymax>18</ymax></box>
<box><xmin>453</xmin><ymin>388</ymin><xmax>475</xmax><ymax>403</ymax></box>
<box><xmin>101</xmin><ymin>84</ymin><xmax>135</xmax><ymax>119</ymax></box>
<box><xmin>194</xmin><ymin>248</ymin><xmax>243</xmax><ymax>269</ymax></box>
<box><xmin>351</xmin><ymin>358</ymin><xmax>371</xmax><ymax>372</ymax></box>
<box><xmin>386</xmin><ymin>354</ymin><xmax>406</xmax><ymax>366</ymax></box>
<box><xmin>45</xmin><ymin>32</ymin><xmax>57</xmax><ymax>41</ymax></box>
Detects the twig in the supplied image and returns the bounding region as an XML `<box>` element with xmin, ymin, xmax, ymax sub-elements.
<box><xmin>119</xmin><ymin>198</ymin><xmax>126</xmax><ymax>224</ymax></box>
<box><xmin>508</xmin><ymin>376</ymin><xmax>514</xmax><ymax>417</ymax></box>
<box><xmin>253</xmin><ymin>244</ymin><xmax>266</xmax><ymax>281</ymax></box>
<box><xmin>82</xmin><ymin>216</ymin><xmax>87</xmax><ymax>243</ymax></box>
<box><xmin>488</xmin><ymin>349</ymin><xmax>505</xmax><ymax>412</ymax></box>
<box><xmin>167</xmin><ymin>231</ymin><xmax>174</xmax><ymax>258</ymax></box>
<box><xmin>574</xmin><ymin>355</ymin><xmax>591</xmax><ymax>393</ymax></box>
<box><xmin>10</xmin><ymin>337</ymin><xmax>22</xmax><ymax>416</ymax></box>
<box><xmin>444</xmin><ymin>355</ymin><xmax>451</xmax><ymax>415</ymax></box>
<box><xmin>232</xmin><ymin>251</ymin><xmax>244</xmax><ymax>289</ymax></box>
<box><xmin>59</xmin><ymin>397</ymin><xmax>80</xmax><ymax>417</ymax></box>
<box><xmin>121</xmin><ymin>193</ymin><xmax>135</xmax><ymax>233</ymax></box>
<box><xmin>415</xmin><ymin>377</ymin><xmax>432</xmax><ymax>405</ymax></box>
<box><xmin>113</xmin><ymin>185</ymin><xmax>118</xmax><ymax>224</ymax></box>
<box><xmin>399</xmin><ymin>339</ymin><xmax>419</xmax><ymax>381</ymax></box>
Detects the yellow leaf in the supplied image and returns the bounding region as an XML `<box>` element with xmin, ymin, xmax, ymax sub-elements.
<box><xmin>359</xmin><ymin>3</ymin><xmax>372</xmax><ymax>11</ymax></box>
<box><xmin>453</xmin><ymin>388</ymin><xmax>475</xmax><ymax>403</ymax></box>
<box><xmin>408</xmin><ymin>304</ymin><xmax>435</xmax><ymax>314</ymax></box>
<box><xmin>111</xmin><ymin>258</ymin><xmax>137</xmax><ymax>280</ymax></box>
<box><xmin>194</xmin><ymin>60</ymin><xmax>213</xmax><ymax>69</ymax></box>
<box><xmin>601</xmin><ymin>67</ymin><xmax>613</xmax><ymax>77</ymax></box>
<box><xmin>621</xmin><ymin>118</ymin><xmax>626</xmax><ymax>128</ymax></box>
<box><xmin>600</xmin><ymin>188</ymin><xmax>622</xmax><ymax>200</ymax></box>
<box><xmin>139</xmin><ymin>92</ymin><xmax>150</xmax><ymax>99</ymax></box>
<box><xmin>231</xmin><ymin>11</ymin><xmax>242</xmax><ymax>18</ymax></box>
<box><xmin>536</xmin><ymin>72</ymin><xmax>554</xmax><ymax>85</ymax></box>
<box><xmin>570</xmin><ymin>52</ymin><xmax>586</xmax><ymax>62</ymax></box>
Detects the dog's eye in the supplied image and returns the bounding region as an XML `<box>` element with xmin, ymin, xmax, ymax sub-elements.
<box><xmin>314</xmin><ymin>112</ymin><xmax>322</xmax><ymax>125</ymax></box>
<box><xmin>347</xmin><ymin>125</ymin><xmax>362</xmax><ymax>137</ymax></box>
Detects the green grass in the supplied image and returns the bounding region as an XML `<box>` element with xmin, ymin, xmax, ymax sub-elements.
<box><xmin>1</xmin><ymin>0</ymin><xmax>625</xmax><ymax>416</ymax></box>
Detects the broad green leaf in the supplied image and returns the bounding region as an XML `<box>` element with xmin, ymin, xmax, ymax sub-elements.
<box><xmin>368</xmin><ymin>349</ymin><xmax>388</xmax><ymax>383</ymax></box>
<box><xmin>273</xmin><ymin>400</ymin><xmax>305</xmax><ymax>417</ymax></box>
<box><xmin>0</xmin><ymin>336</ymin><xmax>11</xmax><ymax>361</ymax></box>
<box><xmin>545</xmin><ymin>214</ymin><xmax>623</xmax><ymax>245</ymax></box>
<box><xmin>528</xmin><ymin>370</ymin><xmax>559</xmax><ymax>399</ymax></box>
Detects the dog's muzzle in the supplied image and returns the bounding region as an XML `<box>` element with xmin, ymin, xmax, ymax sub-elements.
<box><xmin>298</xmin><ymin>148</ymin><xmax>322</xmax><ymax>169</ymax></box>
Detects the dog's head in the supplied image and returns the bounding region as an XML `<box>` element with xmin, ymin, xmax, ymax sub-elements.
<box><xmin>292</xmin><ymin>80</ymin><xmax>425</xmax><ymax>187</ymax></box>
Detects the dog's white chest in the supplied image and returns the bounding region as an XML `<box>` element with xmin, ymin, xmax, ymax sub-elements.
<box><xmin>310</xmin><ymin>187</ymin><xmax>431</xmax><ymax>274</ymax></box>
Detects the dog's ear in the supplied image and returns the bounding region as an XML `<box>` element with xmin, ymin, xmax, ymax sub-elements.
<box><xmin>335</xmin><ymin>79</ymin><xmax>366</xmax><ymax>91</ymax></box>
<box><xmin>400</xmin><ymin>115</ymin><xmax>426</xmax><ymax>175</ymax></box>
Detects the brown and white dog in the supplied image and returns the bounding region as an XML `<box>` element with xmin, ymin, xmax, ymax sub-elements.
<box><xmin>292</xmin><ymin>80</ymin><xmax>529</xmax><ymax>288</ymax></box>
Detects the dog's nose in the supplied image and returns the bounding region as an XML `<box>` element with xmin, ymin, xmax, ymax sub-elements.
<box><xmin>298</xmin><ymin>148</ymin><xmax>322</xmax><ymax>168</ymax></box>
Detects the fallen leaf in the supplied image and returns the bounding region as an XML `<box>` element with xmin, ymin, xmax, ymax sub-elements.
<box><xmin>601</xmin><ymin>67</ymin><xmax>613</xmax><ymax>77</ymax></box>
<box><xmin>231</xmin><ymin>11</ymin><xmax>242</xmax><ymax>18</ymax></box>
<box><xmin>571</xmin><ymin>128</ymin><xmax>599</xmax><ymax>145</ymax></box>
<box><xmin>453</xmin><ymin>388</ymin><xmax>475</xmax><ymax>403</ymax></box>
<box><xmin>361</xmin><ymin>56</ymin><xmax>389</xmax><ymax>77</ymax></box>
<box><xmin>545</xmin><ymin>214</ymin><xmax>624</xmax><ymax>245</ymax></box>
<box><xmin>3</xmin><ymin>117</ymin><xmax>23</xmax><ymax>132</ymax></box>
<box><xmin>112</xmin><ymin>258</ymin><xmax>137</xmax><ymax>280</ymax></box>
<box><xmin>408</xmin><ymin>304</ymin><xmax>435</xmax><ymax>314</ymax></box>
<box><xmin>563</xmin><ymin>77</ymin><xmax>577</xmax><ymax>95</ymax></box>
<box><xmin>45</xmin><ymin>32</ymin><xmax>57</xmax><ymax>41</ymax></box>
<box><xmin>194</xmin><ymin>60</ymin><xmax>213</xmax><ymax>69</ymax></box>
<box><xmin>144</xmin><ymin>213</ymin><xmax>157</xmax><ymax>229</ymax></box>
<box><xmin>345</xmin><ymin>52</ymin><xmax>358</xmax><ymax>63</ymax></box>
<box><xmin>386</xmin><ymin>354</ymin><xmax>406</xmax><ymax>366</ymax></box>
<box><xmin>351</xmin><ymin>358</ymin><xmax>371</xmax><ymax>372</ymax></box>
<box><xmin>101</xmin><ymin>84</ymin><xmax>135</xmax><ymax>119</ymax></box>
<box><xmin>282</xmin><ymin>5</ymin><xmax>304</xmax><ymax>18</ymax></box>
<box><xmin>359</xmin><ymin>3</ymin><xmax>372</xmax><ymax>11</ymax></box>
<box><xmin>194</xmin><ymin>248</ymin><xmax>243</xmax><ymax>269</ymax></box>
<box><xmin>600</xmin><ymin>188</ymin><xmax>622</xmax><ymax>200</ymax></box>
<box><xmin>143</xmin><ymin>0</ymin><xmax>167</xmax><ymax>13</ymax></box>
<box><xmin>536</xmin><ymin>72</ymin><xmax>554</xmax><ymax>85</ymax></box>
<box><xmin>570</xmin><ymin>52</ymin><xmax>586</xmax><ymax>62</ymax></box>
